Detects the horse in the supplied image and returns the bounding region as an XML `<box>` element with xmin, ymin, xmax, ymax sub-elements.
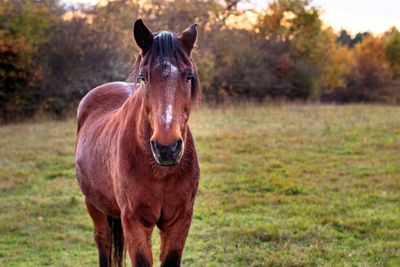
<box><xmin>74</xmin><ymin>19</ymin><xmax>201</xmax><ymax>267</ymax></box>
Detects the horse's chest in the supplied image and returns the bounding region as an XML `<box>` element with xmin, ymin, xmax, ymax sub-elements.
<box><xmin>120</xmin><ymin>178</ymin><xmax>194</xmax><ymax>225</ymax></box>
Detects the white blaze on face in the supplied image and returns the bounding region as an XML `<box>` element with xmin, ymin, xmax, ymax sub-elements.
<box><xmin>165</xmin><ymin>104</ymin><xmax>173</xmax><ymax>125</ymax></box>
<box><xmin>160</xmin><ymin>61</ymin><xmax>179</xmax><ymax>129</ymax></box>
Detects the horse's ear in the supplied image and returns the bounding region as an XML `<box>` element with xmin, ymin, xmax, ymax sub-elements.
<box><xmin>133</xmin><ymin>19</ymin><xmax>153</xmax><ymax>52</ymax></box>
<box><xmin>179</xmin><ymin>24</ymin><xmax>197</xmax><ymax>54</ymax></box>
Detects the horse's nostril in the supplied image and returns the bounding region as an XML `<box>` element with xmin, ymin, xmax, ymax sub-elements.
<box><xmin>169</xmin><ymin>139</ymin><xmax>183</xmax><ymax>154</ymax></box>
<box><xmin>176</xmin><ymin>139</ymin><xmax>183</xmax><ymax>153</ymax></box>
<box><xmin>150</xmin><ymin>140</ymin><xmax>160</xmax><ymax>155</ymax></box>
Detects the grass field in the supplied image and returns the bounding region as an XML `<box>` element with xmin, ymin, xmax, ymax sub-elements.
<box><xmin>1</xmin><ymin>103</ymin><xmax>399</xmax><ymax>266</ymax></box>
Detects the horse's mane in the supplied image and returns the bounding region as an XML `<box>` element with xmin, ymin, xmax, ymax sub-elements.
<box><xmin>128</xmin><ymin>31</ymin><xmax>200</xmax><ymax>103</ymax></box>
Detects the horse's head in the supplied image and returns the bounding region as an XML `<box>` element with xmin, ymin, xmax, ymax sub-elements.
<box><xmin>133</xmin><ymin>19</ymin><xmax>200</xmax><ymax>166</ymax></box>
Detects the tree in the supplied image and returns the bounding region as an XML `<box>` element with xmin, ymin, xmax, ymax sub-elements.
<box><xmin>386</xmin><ymin>27</ymin><xmax>400</xmax><ymax>79</ymax></box>
<box><xmin>337</xmin><ymin>30</ymin><xmax>351</xmax><ymax>46</ymax></box>
<box><xmin>0</xmin><ymin>0</ymin><xmax>60</xmax><ymax>121</ymax></box>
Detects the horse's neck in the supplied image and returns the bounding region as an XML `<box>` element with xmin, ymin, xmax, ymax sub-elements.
<box><xmin>118</xmin><ymin>89</ymin><xmax>151</xmax><ymax>153</ymax></box>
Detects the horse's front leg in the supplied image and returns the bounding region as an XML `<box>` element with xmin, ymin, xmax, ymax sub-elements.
<box><xmin>121</xmin><ymin>212</ymin><xmax>154</xmax><ymax>267</ymax></box>
<box><xmin>157</xmin><ymin>209</ymin><xmax>193</xmax><ymax>267</ymax></box>
<box><xmin>85</xmin><ymin>198</ymin><xmax>111</xmax><ymax>267</ymax></box>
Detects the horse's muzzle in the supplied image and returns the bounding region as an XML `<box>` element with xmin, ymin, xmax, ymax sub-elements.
<box><xmin>150</xmin><ymin>139</ymin><xmax>183</xmax><ymax>166</ymax></box>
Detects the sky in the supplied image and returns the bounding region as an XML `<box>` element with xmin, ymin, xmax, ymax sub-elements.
<box><xmin>244</xmin><ymin>0</ymin><xmax>400</xmax><ymax>34</ymax></box>
<box><xmin>63</xmin><ymin>0</ymin><xmax>400</xmax><ymax>35</ymax></box>
<box><xmin>316</xmin><ymin>0</ymin><xmax>400</xmax><ymax>34</ymax></box>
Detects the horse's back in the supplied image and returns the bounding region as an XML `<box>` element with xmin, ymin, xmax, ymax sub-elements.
<box><xmin>77</xmin><ymin>82</ymin><xmax>134</xmax><ymax>131</ymax></box>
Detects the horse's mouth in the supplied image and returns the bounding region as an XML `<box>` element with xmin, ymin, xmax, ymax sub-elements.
<box><xmin>153</xmin><ymin>155</ymin><xmax>182</xmax><ymax>166</ymax></box>
<box><xmin>157</xmin><ymin>159</ymin><xmax>179</xmax><ymax>166</ymax></box>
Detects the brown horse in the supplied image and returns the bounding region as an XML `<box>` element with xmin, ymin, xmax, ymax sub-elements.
<box><xmin>74</xmin><ymin>19</ymin><xmax>200</xmax><ymax>267</ymax></box>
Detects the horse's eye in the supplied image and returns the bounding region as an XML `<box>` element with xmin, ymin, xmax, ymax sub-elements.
<box><xmin>185</xmin><ymin>73</ymin><xmax>193</xmax><ymax>83</ymax></box>
<box><xmin>138</xmin><ymin>74</ymin><xmax>147</xmax><ymax>84</ymax></box>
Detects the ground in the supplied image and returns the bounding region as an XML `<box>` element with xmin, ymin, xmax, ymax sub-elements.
<box><xmin>0</xmin><ymin>103</ymin><xmax>399</xmax><ymax>266</ymax></box>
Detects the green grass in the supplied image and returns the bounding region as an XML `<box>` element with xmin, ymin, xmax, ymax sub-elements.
<box><xmin>1</xmin><ymin>103</ymin><xmax>400</xmax><ymax>266</ymax></box>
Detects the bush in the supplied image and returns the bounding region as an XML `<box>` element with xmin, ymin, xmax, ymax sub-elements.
<box><xmin>39</xmin><ymin>17</ymin><xmax>133</xmax><ymax>117</ymax></box>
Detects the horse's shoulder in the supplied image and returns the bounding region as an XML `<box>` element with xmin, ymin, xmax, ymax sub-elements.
<box><xmin>77</xmin><ymin>82</ymin><xmax>135</xmax><ymax>130</ymax></box>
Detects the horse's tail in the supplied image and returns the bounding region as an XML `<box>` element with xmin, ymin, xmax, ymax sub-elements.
<box><xmin>107</xmin><ymin>216</ymin><xmax>126</xmax><ymax>267</ymax></box>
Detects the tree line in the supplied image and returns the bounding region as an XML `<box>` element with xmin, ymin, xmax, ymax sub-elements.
<box><xmin>1</xmin><ymin>0</ymin><xmax>400</xmax><ymax>122</ymax></box>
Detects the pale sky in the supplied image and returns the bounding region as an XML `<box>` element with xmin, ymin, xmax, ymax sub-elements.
<box><xmin>243</xmin><ymin>0</ymin><xmax>400</xmax><ymax>34</ymax></box>
<box><xmin>63</xmin><ymin>0</ymin><xmax>400</xmax><ymax>35</ymax></box>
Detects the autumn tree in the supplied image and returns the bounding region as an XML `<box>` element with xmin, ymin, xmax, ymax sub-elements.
<box><xmin>0</xmin><ymin>0</ymin><xmax>60</xmax><ymax>121</ymax></box>
<box><xmin>255</xmin><ymin>0</ymin><xmax>333</xmax><ymax>98</ymax></box>
<box><xmin>386</xmin><ymin>27</ymin><xmax>400</xmax><ymax>79</ymax></box>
